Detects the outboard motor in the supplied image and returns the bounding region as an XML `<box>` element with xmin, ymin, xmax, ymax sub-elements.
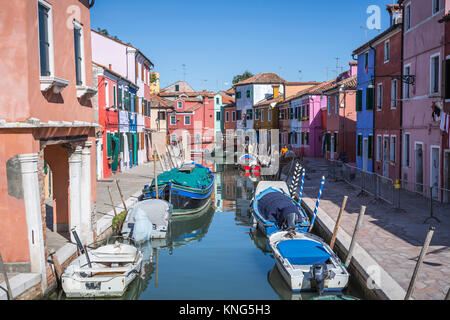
<box><xmin>312</xmin><ymin>262</ymin><xmax>329</xmax><ymax>295</ymax></box>
<box><xmin>284</xmin><ymin>212</ymin><xmax>297</xmax><ymax>231</ymax></box>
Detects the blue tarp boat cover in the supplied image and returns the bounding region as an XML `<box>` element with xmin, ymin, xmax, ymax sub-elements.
<box><xmin>257</xmin><ymin>191</ymin><xmax>303</xmax><ymax>227</ymax></box>
<box><xmin>277</xmin><ymin>239</ymin><xmax>331</xmax><ymax>265</ymax></box>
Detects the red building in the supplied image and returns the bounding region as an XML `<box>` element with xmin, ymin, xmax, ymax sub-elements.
<box><xmin>373</xmin><ymin>7</ymin><xmax>403</xmax><ymax>181</ymax></box>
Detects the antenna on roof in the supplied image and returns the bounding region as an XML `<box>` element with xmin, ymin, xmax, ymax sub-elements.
<box><xmin>298</xmin><ymin>70</ymin><xmax>302</xmax><ymax>81</ymax></box>
<box><xmin>182</xmin><ymin>64</ymin><xmax>187</xmax><ymax>81</ymax></box>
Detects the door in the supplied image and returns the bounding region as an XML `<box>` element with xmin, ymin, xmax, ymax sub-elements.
<box><xmin>430</xmin><ymin>147</ymin><xmax>440</xmax><ymax>200</ymax></box>
<box><xmin>330</xmin><ymin>135</ymin><xmax>335</xmax><ymax>160</ymax></box>
<box><xmin>363</xmin><ymin>138</ymin><xmax>368</xmax><ymax>172</ymax></box>
<box><xmin>415</xmin><ymin>144</ymin><xmax>423</xmax><ymax>193</ymax></box>
<box><xmin>444</xmin><ymin>151</ymin><xmax>450</xmax><ymax>203</ymax></box>
<box><xmin>383</xmin><ymin>137</ymin><xmax>389</xmax><ymax>177</ymax></box>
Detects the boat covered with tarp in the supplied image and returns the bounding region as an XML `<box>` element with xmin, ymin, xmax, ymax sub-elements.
<box><xmin>140</xmin><ymin>162</ymin><xmax>214</xmax><ymax>215</ymax></box>
<box><xmin>251</xmin><ymin>181</ymin><xmax>310</xmax><ymax>236</ymax></box>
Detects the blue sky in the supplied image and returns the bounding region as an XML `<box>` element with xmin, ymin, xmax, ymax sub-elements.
<box><xmin>90</xmin><ymin>0</ymin><xmax>396</xmax><ymax>92</ymax></box>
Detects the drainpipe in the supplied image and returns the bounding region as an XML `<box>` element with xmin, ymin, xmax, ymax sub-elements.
<box><xmin>399</xmin><ymin>6</ymin><xmax>405</xmax><ymax>184</ymax></box>
<box><xmin>370</xmin><ymin>44</ymin><xmax>376</xmax><ymax>172</ymax></box>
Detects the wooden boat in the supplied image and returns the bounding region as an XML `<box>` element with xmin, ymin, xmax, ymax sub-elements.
<box><xmin>269</xmin><ymin>231</ymin><xmax>349</xmax><ymax>294</ymax></box>
<box><xmin>140</xmin><ymin>162</ymin><xmax>214</xmax><ymax>216</ymax></box>
<box><xmin>251</xmin><ymin>181</ymin><xmax>310</xmax><ymax>236</ymax></box>
<box><xmin>61</xmin><ymin>242</ymin><xmax>143</xmax><ymax>298</ymax></box>
<box><xmin>121</xmin><ymin>199</ymin><xmax>172</xmax><ymax>241</ymax></box>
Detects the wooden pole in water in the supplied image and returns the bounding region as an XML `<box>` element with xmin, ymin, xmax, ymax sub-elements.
<box><xmin>405</xmin><ymin>226</ymin><xmax>435</xmax><ymax>300</ymax></box>
<box><xmin>344</xmin><ymin>205</ymin><xmax>366</xmax><ymax>266</ymax></box>
<box><xmin>155</xmin><ymin>248</ymin><xmax>159</xmax><ymax>288</ymax></box>
<box><xmin>0</xmin><ymin>252</ymin><xmax>13</xmax><ymax>300</ymax></box>
<box><xmin>49</xmin><ymin>249</ymin><xmax>63</xmax><ymax>288</ymax></box>
<box><xmin>115</xmin><ymin>179</ymin><xmax>128</xmax><ymax>213</ymax></box>
<box><xmin>330</xmin><ymin>196</ymin><xmax>348</xmax><ymax>250</ymax></box>
<box><xmin>153</xmin><ymin>151</ymin><xmax>159</xmax><ymax>199</ymax></box>
<box><xmin>107</xmin><ymin>186</ymin><xmax>118</xmax><ymax>217</ymax></box>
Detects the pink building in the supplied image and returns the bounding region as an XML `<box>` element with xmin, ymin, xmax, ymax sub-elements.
<box><xmin>400</xmin><ymin>0</ymin><xmax>448</xmax><ymax>199</ymax></box>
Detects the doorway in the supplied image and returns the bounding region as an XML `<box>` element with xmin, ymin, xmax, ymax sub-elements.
<box><xmin>363</xmin><ymin>138</ymin><xmax>368</xmax><ymax>172</ymax></box>
<box><xmin>415</xmin><ymin>143</ymin><xmax>424</xmax><ymax>193</ymax></box>
<box><xmin>383</xmin><ymin>136</ymin><xmax>389</xmax><ymax>177</ymax></box>
<box><xmin>430</xmin><ymin>146</ymin><xmax>440</xmax><ymax>200</ymax></box>
<box><xmin>444</xmin><ymin>151</ymin><xmax>450</xmax><ymax>203</ymax></box>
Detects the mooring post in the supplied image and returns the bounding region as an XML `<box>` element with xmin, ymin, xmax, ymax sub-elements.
<box><xmin>309</xmin><ymin>176</ymin><xmax>326</xmax><ymax>232</ymax></box>
<box><xmin>330</xmin><ymin>196</ymin><xmax>348</xmax><ymax>250</ymax></box>
<box><xmin>107</xmin><ymin>186</ymin><xmax>117</xmax><ymax>217</ymax></box>
<box><xmin>115</xmin><ymin>179</ymin><xmax>128</xmax><ymax>213</ymax></box>
<box><xmin>49</xmin><ymin>249</ymin><xmax>63</xmax><ymax>288</ymax></box>
<box><xmin>298</xmin><ymin>169</ymin><xmax>306</xmax><ymax>203</ymax></box>
<box><xmin>405</xmin><ymin>226</ymin><xmax>435</xmax><ymax>300</ymax></box>
<box><xmin>0</xmin><ymin>252</ymin><xmax>13</xmax><ymax>300</ymax></box>
<box><xmin>345</xmin><ymin>205</ymin><xmax>366</xmax><ymax>266</ymax></box>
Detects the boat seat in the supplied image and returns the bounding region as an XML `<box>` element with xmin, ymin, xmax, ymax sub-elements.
<box><xmin>277</xmin><ymin>240</ymin><xmax>330</xmax><ymax>266</ymax></box>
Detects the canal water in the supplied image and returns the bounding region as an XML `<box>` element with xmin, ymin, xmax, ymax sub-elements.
<box><xmin>48</xmin><ymin>164</ymin><xmax>364</xmax><ymax>300</ymax></box>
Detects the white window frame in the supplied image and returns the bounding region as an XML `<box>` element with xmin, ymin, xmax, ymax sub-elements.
<box><xmin>177</xmin><ymin>101</ymin><xmax>183</xmax><ymax>109</ymax></box>
<box><xmin>384</xmin><ymin>40</ymin><xmax>390</xmax><ymax>63</ymax></box>
<box><xmin>37</xmin><ymin>0</ymin><xmax>55</xmax><ymax>77</ymax></box>
<box><xmin>184</xmin><ymin>115</ymin><xmax>191</xmax><ymax>125</ymax></box>
<box><xmin>405</xmin><ymin>2</ymin><xmax>411</xmax><ymax>31</ymax></box>
<box><xmin>327</xmin><ymin>98</ymin><xmax>331</xmax><ymax>115</ymax></box>
<box><xmin>377</xmin><ymin>83</ymin><xmax>383</xmax><ymax>111</ymax></box>
<box><xmin>112</xmin><ymin>84</ymin><xmax>117</xmax><ymax>107</ymax></box>
<box><xmin>105</xmin><ymin>80</ymin><xmax>109</xmax><ymax>107</ymax></box>
<box><xmin>376</xmin><ymin>135</ymin><xmax>382</xmax><ymax>162</ymax></box>
<box><xmin>225</xmin><ymin>111</ymin><xmax>229</xmax><ymax>122</ymax></box>
<box><xmin>390</xmin><ymin>135</ymin><xmax>397</xmax><ymax>164</ymax></box>
<box><xmin>430</xmin><ymin>52</ymin><xmax>440</xmax><ymax>95</ymax></box>
<box><xmin>73</xmin><ymin>20</ymin><xmax>86</xmax><ymax>86</ymax></box>
<box><xmin>170</xmin><ymin>115</ymin><xmax>176</xmax><ymax>125</ymax></box>
<box><xmin>404</xmin><ymin>64</ymin><xmax>411</xmax><ymax>99</ymax></box>
<box><xmin>404</xmin><ymin>133</ymin><xmax>411</xmax><ymax>168</ymax></box>
<box><xmin>391</xmin><ymin>79</ymin><xmax>398</xmax><ymax>109</ymax></box>
<box><xmin>432</xmin><ymin>0</ymin><xmax>440</xmax><ymax>15</ymax></box>
<box><xmin>261</xmin><ymin>109</ymin><xmax>264</xmax><ymax>122</ymax></box>
<box><xmin>268</xmin><ymin>109</ymin><xmax>272</xmax><ymax>122</ymax></box>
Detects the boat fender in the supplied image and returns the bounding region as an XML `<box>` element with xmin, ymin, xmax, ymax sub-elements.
<box><xmin>312</xmin><ymin>262</ymin><xmax>329</xmax><ymax>296</ymax></box>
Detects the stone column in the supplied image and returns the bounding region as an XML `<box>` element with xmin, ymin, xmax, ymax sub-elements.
<box><xmin>80</xmin><ymin>142</ymin><xmax>93</xmax><ymax>244</ymax></box>
<box><xmin>18</xmin><ymin>153</ymin><xmax>47</xmax><ymax>292</ymax></box>
<box><xmin>68</xmin><ymin>146</ymin><xmax>82</xmax><ymax>243</ymax></box>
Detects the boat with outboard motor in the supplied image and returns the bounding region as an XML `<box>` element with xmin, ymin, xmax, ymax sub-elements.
<box><xmin>140</xmin><ymin>162</ymin><xmax>214</xmax><ymax>216</ymax></box>
<box><xmin>250</xmin><ymin>181</ymin><xmax>310</xmax><ymax>236</ymax></box>
<box><xmin>268</xmin><ymin>230</ymin><xmax>349</xmax><ymax>294</ymax></box>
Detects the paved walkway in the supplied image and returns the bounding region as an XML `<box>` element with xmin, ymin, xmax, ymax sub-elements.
<box><xmin>295</xmin><ymin>157</ymin><xmax>450</xmax><ymax>300</ymax></box>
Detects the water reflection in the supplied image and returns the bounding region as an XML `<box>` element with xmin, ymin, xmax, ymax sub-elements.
<box><xmin>267</xmin><ymin>266</ymin><xmax>317</xmax><ymax>301</ymax></box>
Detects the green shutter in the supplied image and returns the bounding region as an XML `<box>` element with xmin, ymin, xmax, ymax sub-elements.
<box><xmin>356</xmin><ymin>90</ymin><xmax>362</xmax><ymax>111</ymax></box>
<box><xmin>366</xmin><ymin>87</ymin><xmax>374</xmax><ymax>110</ymax></box>
<box><xmin>107</xmin><ymin>133</ymin><xmax>112</xmax><ymax>157</ymax></box>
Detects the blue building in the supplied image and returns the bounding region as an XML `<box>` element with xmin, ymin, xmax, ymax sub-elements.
<box><xmin>353</xmin><ymin>43</ymin><xmax>375</xmax><ymax>172</ymax></box>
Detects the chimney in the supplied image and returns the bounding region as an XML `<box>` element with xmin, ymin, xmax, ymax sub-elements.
<box><xmin>272</xmin><ymin>84</ymin><xmax>280</xmax><ymax>99</ymax></box>
<box><xmin>109</xmin><ymin>64</ymin><xmax>112</xmax><ymax>70</ymax></box>
<box><xmin>349</xmin><ymin>61</ymin><xmax>357</xmax><ymax>77</ymax></box>
<box><xmin>387</xmin><ymin>4</ymin><xmax>402</xmax><ymax>27</ymax></box>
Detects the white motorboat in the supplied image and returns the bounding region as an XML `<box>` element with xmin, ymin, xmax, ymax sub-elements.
<box><xmin>268</xmin><ymin>231</ymin><xmax>349</xmax><ymax>294</ymax></box>
<box><xmin>61</xmin><ymin>242</ymin><xmax>143</xmax><ymax>298</ymax></box>
<box><xmin>122</xmin><ymin>199</ymin><xmax>172</xmax><ymax>241</ymax></box>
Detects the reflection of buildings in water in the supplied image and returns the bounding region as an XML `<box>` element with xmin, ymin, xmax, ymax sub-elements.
<box><xmin>214</xmin><ymin>163</ymin><xmax>224</xmax><ymax>211</ymax></box>
<box><xmin>249</xmin><ymin>228</ymin><xmax>272</xmax><ymax>256</ymax></box>
<box><xmin>267</xmin><ymin>266</ymin><xmax>317</xmax><ymax>301</ymax></box>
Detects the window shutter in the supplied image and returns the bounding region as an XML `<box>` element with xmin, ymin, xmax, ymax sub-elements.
<box><xmin>366</xmin><ymin>87</ymin><xmax>374</xmax><ymax>110</ymax></box>
<box><xmin>356</xmin><ymin>90</ymin><xmax>362</xmax><ymax>111</ymax></box>
<box><xmin>357</xmin><ymin>135</ymin><xmax>362</xmax><ymax>157</ymax></box>
<box><xmin>368</xmin><ymin>135</ymin><xmax>373</xmax><ymax>159</ymax></box>
<box><xmin>107</xmin><ymin>133</ymin><xmax>112</xmax><ymax>157</ymax></box>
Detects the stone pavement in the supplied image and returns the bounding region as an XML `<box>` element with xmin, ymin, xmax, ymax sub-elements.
<box><xmin>295</xmin><ymin>157</ymin><xmax>450</xmax><ymax>300</ymax></box>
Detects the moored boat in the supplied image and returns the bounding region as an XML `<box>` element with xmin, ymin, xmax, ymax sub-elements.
<box><xmin>268</xmin><ymin>231</ymin><xmax>349</xmax><ymax>294</ymax></box>
<box><xmin>251</xmin><ymin>181</ymin><xmax>310</xmax><ymax>236</ymax></box>
<box><xmin>61</xmin><ymin>241</ymin><xmax>143</xmax><ymax>298</ymax></box>
<box><xmin>140</xmin><ymin>162</ymin><xmax>214</xmax><ymax>216</ymax></box>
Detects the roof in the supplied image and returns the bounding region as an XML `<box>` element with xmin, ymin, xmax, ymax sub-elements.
<box><xmin>221</xmin><ymin>95</ymin><xmax>235</xmax><ymax>104</ymax></box>
<box><xmin>149</xmin><ymin>94</ymin><xmax>174</xmax><ymax>109</ymax></box>
<box><xmin>285</xmin><ymin>81</ymin><xmax>323</xmax><ymax>86</ymax></box>
<box><xmin>352</xmin><ymin>23</ymin><xmax>402</xmax><ymax>55</ymax></box>
<box><xmin>91</xmin><ymin>29</ymin><xmax>154</xmax><ymax>67</ymax></box>
<box><xmin>254</xmin><ymin>95</ymin><xmax>284</xmax><ymax>107</ymax></box>
<box><xmin>234</xmin><ymin>72</ymin><xmax>286</xmax><ymax>86</ymax></box>
<box><xmin>282</xmin><ymin>81</ymin><xmax>338</xmax><ymax>102</ymax></box>
<box><xmin>159</xmin><ymin>90</ymin><xmax>215</xmax><ymax>98</ymax></box>
<box><xmin>92</xmin><ymin>61</ymin><xmax>138</xmax><ymax>88</ymax></box>
<box><xmin>186</xmin><ymin>103</ymin><xmax>203</xmax><ymax>112</ymax></box>
<box><xmin>322</xmin><ymin>75</ymin><xmax>357</xmax><ymax>94</ymax></box>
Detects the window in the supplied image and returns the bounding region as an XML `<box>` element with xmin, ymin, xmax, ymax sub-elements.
<box><xmin>175</xmin><ymin>84</ymin><xmax>179</xmax><ymax>92</ymax></box>
<box><xmin>246</xmin><ymin>90</ymin><xmax>251</xmax><ymax>98</ymax></box>
<box><xmin>384</xmin><ymin>40</ymin><xmax>390</xmax><ymax>62</ymax></box>
<box><xmin>255</xmin><ymin>109</ymin><xmax>260</xmax><ymax>120</ymax></box>
<box><xmin>376</xmin><ymin>135</ymin><xmax>382</xmax><ymax>161</ymax></box>
<box><xmin>430</xmin><ymin>54</ymin><xmax>440</xmax><ymax>94</ymax></box>
<box><xmin>368</xmin><ymin>135</ymin><xmax>373</xmax><ymax>159</ymax></box>
<box><xmin>391</xmin><ymin>79</ymin><xmax>397</xmax><ymax>109</ymax></box>
<box><xmin>335</xmin><ymin>96</ymin><xmax>339</xmax><ymax>114</ymax></box>
<box><xmin>305</xmin><ymin>132</ymin><xmax>310</xmax><ymax>146</ymax></box>
<box><xmin>105</xmin><ymin>81</ymin><xmax>109</xmax><ymax>107</ymax></box>
<box><xmin>268</xmin><ymin>109</ymin><xmax>271</xmax><ymax>121</ymax></box>
<box><xmin>232</xmin><ymin>111</ymin><xmax>236</xmax><ymax>122</ymax></box>
<box><xmin>38</xmin><ymin>1</ymin><xmax>53</xmax><ymax>77</ymax></box>
<box><xmin>236</xmin><ymin>91</ymin><xmax>241</xmax><ymax>99</ymax></box>
<box><xmin>246</xmin><ymin>109</ymin><xmax>253</xmax><ymax>120</ymax></box>
<box><xmin>170</xmin><ymin>134</ymin><xmax>177</xmax><ymax>143</ymax></box>
<box><xmin>306</xmin><ymin>104</ymin><xmax>310</xmax><ymax>119</ymax></box>
<box><xmin>216</xmin><ymin>111</ymin><xmax>221</xmax><ymax>121</ymax></box>
<box><xmin>390</xmin><ymin>135</ymin><xmax>396</xmax><ymax>163</ymax></box>
<box><xmin>177</xmin><ymin>101</ymin><xmax>183</xmax><ymax>109</ymax></box>
<box><xmin>404</xmin><ymin>65</ymin><xmax>411</xmax><ymax>98</ymax></box>
<box><xmin>357</xmin><ymin>134</ymin><xmax>362</xmax><ymax>157</ymax></box>
<box><xmin>446</xmin><ymin>59</ymin><xmax>450</xmax><ymax>99</ymax></box>
<box><xmin>366</xmin><ymin>87</ymin><xmax>374</xmax><ymax>110</ymax></box>
<box><xmin>170</xmin><ymin>115</ymin><xmax>176</xmax><ymax>125</ymax></box>
<box><xmin>261</xmin><ymin>109</ymin><xmax>264</xmax><ymax>122</ymax></box>
<box><xmin>364</xmin><ymin>52</ymin><xmax>369</xmax><ymax>71</ymax></box>
<box><xmin>226</xmin><ymin>111</ymin><xmax>229</xmax><ymax>122</ymax></box>
<box><xmin>377</xmin><ymin>83</ymin><xmax>382</xmax><ymax>110</ymax></box>
<box><xmin>404</xmin><ymin>134</ymin><xmax>410</xmax><ymax>167</ymax></box>
<box><xmin>405</xmin><ymin>3</ymin><xmax>411</xmax><ymax>31</ymax></box>
<box><xmin>184</xmin><ymin>116</ymin><xmax>191</xmax><ymax>125</ymax></box>
<box><xmin>236</xmin><ymin>110</ymin><xmax>242</xmax><ymax>120</ymax></box>
<box><xmin>433</xmin><ymin>0</ymin><xmax>440</xmax><ymax>15</ymax></box>
<box><xmin>327</xmin><ymin>98</ymin><xmax>331</xmax><ymax>115</ymax></box>
<box><xmin>73</xmin><ymin>21</ymin><xmax>84</xmax><ymax>86</ymax></box>
<box><xmin>158</xmin><ymin>111</ymin><xmax>166</xmax><ymax>120</ymax></box>
<box><xmin>117</xmin><ymin>86</ymin><xmax>122</xmax><ymax>107</ymax></box>
<box><xmin>216</xmin><ymin>98</ymin><xmax>220</xmax><ymax>105</ymax></box>
<box><xmin>356</xmin><ymin>90</ymin><xmax>363</xmax><ymax>111</ymax></box>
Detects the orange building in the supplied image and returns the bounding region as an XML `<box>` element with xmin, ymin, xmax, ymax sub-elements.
<box><xmin>0</xmin><ymin>0</ymin><xmax>97</xmax><ymax>294</ymax></box>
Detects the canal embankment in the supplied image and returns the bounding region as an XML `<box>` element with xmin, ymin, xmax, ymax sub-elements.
<box><xmin>290</xmin><ymin>157</ymin><xmax>450</xmax><ymax>300</ymax></box>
